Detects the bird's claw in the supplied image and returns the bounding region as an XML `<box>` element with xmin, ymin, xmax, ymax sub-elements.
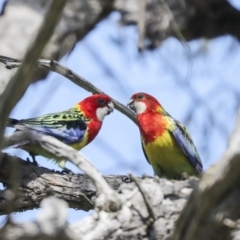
<box><xmin>26</xmin><ymin>156</ymin><xmax>38</xmax><ymax>166</ymax></box>
<box><xmin>61</xmin><ymin>167</ymin><xmax>74</xmax><ymax>176</ymax></box>
<box><xmin>32</xmin><ymin>159</ymin><xmax>38</xmax><ymax>166</ymax></box>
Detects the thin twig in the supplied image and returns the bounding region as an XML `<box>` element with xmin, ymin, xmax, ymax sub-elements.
<box><xmin>0</xmin><ymin>0</ymin><xmax>68</xmax><ymax>154</ymax></box>
<box><xmin>0</xmin><ymin>56</ymin><xmax>137</xmax><ymax>125</ymax></box>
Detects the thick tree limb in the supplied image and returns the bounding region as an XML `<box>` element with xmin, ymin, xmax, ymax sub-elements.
<box><xmin>0</xmin><ymin>56</ymin><xmax>137</xmax><ymax>125</ymax></box>
<box><xmin>1</xmin><ymin>130</ymin><xmax>196</xmax><ymax>239</ymax></box>
<box><xmin>2</xmin><ymin>150</ymin><xmax>240</xmax><ymax>239</ymax></box>
<box><xmin>0</xmin><ymin>153</ymin><xmax>130</xmax><ymax>214</ymax></box>
<box><xmin>0</xmin><ymin>170</ymin><xmax>197</xmax><ymax>239</ymax></box>
<box><xmin>0</xmin><ymin>0</ymin><xmax>68</xmax><ymax>156</ymax></box>
<box><xmin>171</xmin><ymin>110</ymin><xmax>240</xmax><ymax>240</ymax></box>
<box><xmin>3</xmin><ymin>130</ymin><xmax>122</xmax><ymax>212</ymax></box>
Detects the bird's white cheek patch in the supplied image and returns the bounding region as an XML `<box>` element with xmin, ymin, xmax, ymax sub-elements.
<box><xmin>96</xmin><ymin>107</ymin><xmax>108</xmax><ymax>121</ymax></box>
<box><xmin>134</xmin><ymin>102</ymin><xmax>147</xmax><ymax>114</ymax></box>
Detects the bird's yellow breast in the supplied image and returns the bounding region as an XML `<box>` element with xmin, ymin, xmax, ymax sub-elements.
<box><xmin>142</xmin><ymin>130</ymin><xmax>196</xmax><ymax>179</ymax></box>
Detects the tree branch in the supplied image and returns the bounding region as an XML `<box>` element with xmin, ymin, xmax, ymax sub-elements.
<box><xmin>4</xmin><ymin>118</ymin><xmax>240</xmax><ymax>239</ymax></box>
<box><xmin>0</xmin><ymin>55</ymin><xmax>137</xmax><ymax>125</ymax></box>
<box><xmin>0</xmin><ymin>0</ymin><xmax>68</xmax><ymax>155</ymax></box>
<box><xmin>1</xmin><ymin>128</ymin><xmax>199</xmax><ymax>239</ymax></box>
<box><xmin>1</xmin><ymin>173</ymin><xmax>196</xmax><ymax>240</ymax></box>
<box><xmin>171</xmin><ymin>109</ymin><xmax>240</xmax><ymax>240</ymax></box>
<box><xmin>116</xmin><ymin>0</ymin><xmax>240</xmax><ymax>49</ymax></box>
<box><xmin>4</xmin><ymin>130</ymin><xmax>122</xmax><ymax>211</ymax></box>
<box><xmin>0</xmin><ymin>153</ymin><xmax>132</xmax><ymax>214</ymax></box>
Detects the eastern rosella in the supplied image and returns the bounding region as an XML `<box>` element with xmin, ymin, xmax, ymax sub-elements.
<box><xmin>7</xmin><ymin>94</ymin><xmax>114</xmax><ymax>170</ymax></box>
<box><xmin>128</xmin><ymin>92</ymin><xmax>203</xmax><ymax>180</ymax></box>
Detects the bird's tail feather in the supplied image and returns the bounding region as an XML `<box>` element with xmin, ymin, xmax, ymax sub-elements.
<box><xmin>6</xmin><ymin>118</ymin><xmax>19</xmax><ymax>128</ymax></box>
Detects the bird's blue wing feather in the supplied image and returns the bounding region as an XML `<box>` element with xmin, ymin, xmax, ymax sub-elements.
<box><xmin>23</xmin><ymin>121</ymin><xmax>87</xmax><ymax>144</ymax></box>
<box><xmin>13</xmin><ymin>109</ymin><xmax>88</xmax><ymax>144</ymax></box>
<box><xmin>170</xmin><ymin>120</ymin><xmax>203</xmax><ymax>173</ymax></box>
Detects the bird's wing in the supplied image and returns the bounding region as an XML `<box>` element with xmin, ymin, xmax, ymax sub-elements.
<box><xmin>13</xmin><ymin>108</ymin><xmax>89</xmax><ymax>144</ymax></box>
<box><xmin>141</xmin><ymin>141</ymin><xmax>150</xmax><ymax>165</ymax></box>
<box><xmin>169</xmin><ymin>120</ymin><xmax>203</xmax><ymax>173</ymax></box>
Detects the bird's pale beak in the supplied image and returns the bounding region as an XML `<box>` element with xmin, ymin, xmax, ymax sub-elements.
<box><xmin>127</xmin><ymin>99</ymin><xmax>135</xmax><ymax>111</ymax></box>
<box><xmin>106</xmin><ymin>101</ymin><xmax>114</xmax><ymax>114</ymax></box>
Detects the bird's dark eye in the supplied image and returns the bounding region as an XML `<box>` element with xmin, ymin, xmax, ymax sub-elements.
<box><xmin>98</xmin><ymin>98</ymin><xmax>105</xmax><ymax>103</ymax></box>
<box><xmin>138</xmin><ymin>94</ymin><xmax>144</xmax><ymax>99</ymax></box>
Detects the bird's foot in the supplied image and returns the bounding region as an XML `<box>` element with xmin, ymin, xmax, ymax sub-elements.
<box><xmin>26</xmin><ymin>157</ymin><xmax>38</xmax><ymax>166</ymax></box>
<box><xmin>28</xmin><ymin>153</ymin><xmax>38</xmax><ymax>166</ymax></box>
<box><xmin>32</xmin><ymin>158</ymin><xmax>38</xmax><ymax>166</ymax></box>
<box><xmin>61</xmin><ymin>167</ymin><xmax>74</xmax><ymax>176</ymax></box>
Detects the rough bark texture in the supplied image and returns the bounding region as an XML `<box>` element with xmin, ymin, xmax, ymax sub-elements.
<box><xmin>1</xmin><ymin>151</ymin><xmax>240</xmax><ymax>239</ymax></box>
<box><xmin>0</xmin><ymin>154</ymin><xmax>93</xmax><ymax>213</ymax></box>
<box><xmin>0</xmin><ymin>153</ymin><xmax>193</xmax><ymax>215</ymax></box>
<box><xmin>0</xmin><ymin>153</ymin><xmax>197</xmax><ymax>239</ymax></box>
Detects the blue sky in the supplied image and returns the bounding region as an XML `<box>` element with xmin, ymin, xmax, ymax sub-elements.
<box><xmin>1</xmin><ymin>0</ymin><xmax>240</xmax><ymax>225</ymax></box>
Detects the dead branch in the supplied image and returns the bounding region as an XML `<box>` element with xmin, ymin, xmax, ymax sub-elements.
<box><xmin>0</xmin><ymin>55</ymin><xmax>137</xmax><ymax>124</ymax></box>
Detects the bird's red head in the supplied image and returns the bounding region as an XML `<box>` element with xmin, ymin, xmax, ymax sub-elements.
<box><xmin>127</xmin><ymin>92</ymin><xmax>164</xmax><ymax>115</ymax></box>
<box><xmin>78</xmin><ymin>94</ymin><xmax>114</xmax><ymax>121</ymax></box>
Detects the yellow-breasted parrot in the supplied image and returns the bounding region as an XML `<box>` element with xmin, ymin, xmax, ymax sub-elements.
<box><xmin>7</xmin><ymin>94</ymin><xmax>114</xmax><ymax>170</ymax></box>
<box><xmin>128</xmin><ymin>92</ymin><xmax>203</xmax><ymax>180</ymax></box>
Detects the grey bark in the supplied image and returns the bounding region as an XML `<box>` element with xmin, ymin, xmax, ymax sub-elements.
<box><xmin>0</xmin><ymin>0</ymin><xmax>240</xmax><ymax>239</ymax></box>
<box><xmin>0</xmin><ymin>154</ymin><xmax>197</xmax><ymax>239</ymax></box>
<box><xmin>1</xmin><ymin>171</ymin><xmax>240</xmax><ymax>240</ymax></box>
